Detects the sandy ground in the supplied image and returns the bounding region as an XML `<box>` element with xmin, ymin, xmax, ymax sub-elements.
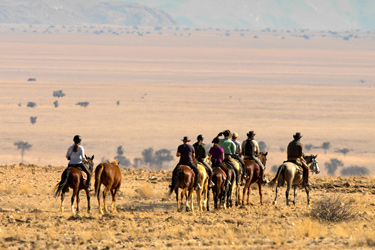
<box><xmin>1</xmin><ymin>164</ymin><xmax>375</xmax><ymax>249</ymax></box>
<box><xmin>0</xmin><ymin>28</ymin><xmax>374</xmax><ymax>175</ymax></box>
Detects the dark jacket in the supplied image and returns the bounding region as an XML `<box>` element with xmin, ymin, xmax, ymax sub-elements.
<box><xmin>287</xmin><ymin>139</ymin><xmax>304</xmax><ymax>160</ymax></box>
<box><xmin>193</xmin><ymin>142</ymin><xmax>207</xmax><ymax>161</ymax></box>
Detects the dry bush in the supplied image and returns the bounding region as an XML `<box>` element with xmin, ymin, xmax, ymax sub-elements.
<box><xmin>310</xmin><ymin>195</ymin><xmax>357</xmax><ymax>223</ymax></box>
<box><xmin>296</xmin><ymin>218</ymin><xmax>327</xmax><ymax>238</ymax></box>
<box><xmin>18</xmin><ymin>184</ymin><xmax>33</xmax><ymax>195</ymax></box>
<box><xmin>135</xmin><ymin>182</ymin><xmax>153</xmax><ymax>198</ymax></box>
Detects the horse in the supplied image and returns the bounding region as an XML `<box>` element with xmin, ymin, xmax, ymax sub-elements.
<box><xmin>54</xmin><ymin>155</ymin><xmax>94</xmax><ymax>215</ymax></box>
<box><xmin>210</xmin><ymin>165</ymin><xmax>227</xmax><ymax>209</ymax></box>
<box><xmin>169</xmin><ymin>165</ymin><xmax>195</xmax><ymax>212</ymax></box>
<box><xmin>241</xmin><ymin>152</ymin><xmax>268</xmax><ymax>206</ymax></box>
<box><xmin>196</xmin><ymin>163</ymin><xmax>209</xmax><ymax>212</ymax></box>
<box><xmin>228</xmin><ymin>158</ymin><xmax>242</xmax><ymax>206</ymax></box>
<box><xmin>94</xmin><ymin>159</ymin><xmax>122</xmax><ymax>214</ymax></box>
<box><xmin>270</xmin><ymin>154</ymin><xmax>320</xmax><ymax>206</ymax></box>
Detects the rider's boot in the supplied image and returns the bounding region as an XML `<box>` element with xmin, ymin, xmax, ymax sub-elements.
<box><xmin>194</xmin><ymin>183</ymin><xmax>202</xmax><ymax>191</ymax></box>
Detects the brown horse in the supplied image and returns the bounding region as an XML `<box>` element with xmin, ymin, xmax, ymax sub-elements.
<box><xmin>196</xmin><ymin>163</ymin><xmax>209</xmax><ymax>212</ymax></box>
<box><xmin>54</xmin><ymin>155</ymin><xmax>94</xmax><ymax>215</ymax></box>
<box><xmin>94</xmin><ymin>159</ymin><xmax>122</xmax><ymax>214</ymax></box>
<box><xmin>241</xmin><ymin>152</ymin><xmax>268</xmax><ymax>206</ymax></box>
<box><xmin>169</xmin><ymin>165</ymin><xmax>195</xmax><ymax>212</ymax></box>
<box><xmin>210</xmin><ymin>165</ymin><xmax>226</xmax><ymax>209</ymax></box>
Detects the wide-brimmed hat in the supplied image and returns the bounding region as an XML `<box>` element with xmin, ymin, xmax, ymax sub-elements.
<box><xmin>293</xmin><ymin>132</ymin><xmax>303</xmax><ymax>140</ymax></box>
<box><xmin>247</xmin><ymin>131</ymin><xmax>256</xmax><ymax>138</ymax></box>
<box><xmin>232</xmin><ymin>132</ymin><xmax>238</xmax><ymax>138</ymax></box>
<box><xmin>181</xmin><ymin>136</ymin><xmax>191</xmax><ymax>142</ymax></box>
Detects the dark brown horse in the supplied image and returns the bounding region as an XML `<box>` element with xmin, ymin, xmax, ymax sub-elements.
<box><xmin>241</xmin><ymin>152</ymin><xmax>268</xmax><ymax>205</ymax></box>
<box><xmin>94</xmin><ymin>159</ymin><xmax>122</xmax><ymax>214</ymax></box>
<box><xmin>169</xmin><ymin>165</ymin><xmax>195</xmax><ymax>212</ymax></box>
<box><xmin>55</xmin><ymin>155</ymin><xmax>94</xmax><ymax>215</ymax></box>
<box><xmin>210</xmin><ymin>165</ymin><xmax>226</xmax><ymax>209</ymax></box>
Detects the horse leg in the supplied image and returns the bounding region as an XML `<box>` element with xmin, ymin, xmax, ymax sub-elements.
<box><xmin>112</xmin><ymin>186</ymin><xmax>120</xmax><ymax>213</ymax></box>
<box><xmin>103</xmin><ymin>186</ymin><xmax>110</xmax><ymax>213</ymax></box>
<box><xmin>305</xmin><ymin>186</ymin><xmax>310</xmax><ymax>206</ymax></box>
<box><xmin>293</xmin><ymin>186</ymin><xmax>297</xmax><ymax>206</ymax></box>
<box><xmin>71</xmin><ymin>188</ymin><xmax>78</xmax><ymax>216</ymax></box>
<box><xmin>286</xmin><ymin>183</ymin><xmax>291</xmax><ymax>206</ymax></box>
<box><xmin>242</xmin><ymin>181</ymin><xmax>247</xmax><ymax>206</ymax></box>
<box><xmin>97</xmin><ymin>184</ymin><xmax>103</xmax><ymax>214</ymax></box>
<box><xmin>187</xmin><ymin>189</ymin><xmax>194</xmax><ymax>212</ymax></box>
<box><xmin>175</xmin><ymin>189</ymin><xmax>180</xmax><ymax>212</ymax></box>
<box><xmin>196</xmin><ymin>188</ymin><xmax>202</xmax><ymax>212</ymax></box>
<box><xmin>273</xmin><ymin>184</ymin><xmax>279</xmax><ymax>205</ymax></box>
<box><xmin>60</xmin><ymin>191</ymin><xmax>65</xmax><ymax>212</ymax></box>
<box><xmin>258</xmin><ymin>180</ymin><xmax>263</xmax><ymax>205</ymax></box>
<box><xmin>76</xmin><ymin>190</ymin><xmax>80</xmax><ymax>213</ymax></box>
<box><xmin>86</xmin><ymin>189</ymin><xmax>91</xmax><ymax>213</ymax></box>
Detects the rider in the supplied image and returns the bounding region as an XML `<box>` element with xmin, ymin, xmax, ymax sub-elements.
<box><xmin>66</xmin><ymin>135</ymin><xmax>91</xmax><ymax>189</ymax></box>
<box><xmin>287</xmin><ymin>132</ymin><xmax>309</xmax><ymax>187</ymax></box>
<box><xmin>241</xmin><ymin>131</ymin><xmax>267</xmax><ymax>184</ymax></box>
<box><xmin>208</xmin><ymin>137</ymin><xmax>231</xmax><ymax>185</ymax></box>
<box><xmin>175</xmin><ymin>136</ymin><xmax>201</xmax><ymax>190</ymax></box>
<box><xmin>216</xmin><ymin>130</ymin><xmax>240</xmax><ymax>185</ymax></box>
<box><xmin>232</xmin><ymin>132</ymin><xmax>249</xmax><ymax>184</ymax></box>
<box><xmin>193</xmin><ymin>134</ymin><xmax>215</xmax><ymax>187</ymax></box>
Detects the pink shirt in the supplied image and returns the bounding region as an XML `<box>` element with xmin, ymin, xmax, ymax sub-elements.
<box><xmin>209</xmin><ymin>146</ymin><xmax>224</xmax><ymax>163</ymax></box>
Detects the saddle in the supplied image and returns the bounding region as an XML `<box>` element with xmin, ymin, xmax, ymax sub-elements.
<box><xmin>283</xmin><ymin>161</ymin><xmax>303</xmax><ymax>175</ymax></box>
<box><xmin>67</xmin><ymin>165</ymin><xmax>88</xmax><ymax>180</ymax></box>
<box><xmin>179</xmin><ymin>165</ymin><xmax>195</xmax><ymax>177</ymax></box>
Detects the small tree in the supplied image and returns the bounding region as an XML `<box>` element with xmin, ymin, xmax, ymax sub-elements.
<box><xmin>141</xmin><ymin>147</ymin><xmax>174</xmax><ymax>170</ymax></box>
<box><xmin>76</xmin><ymin>102</ymin><xmax>89</xmax><ymax>108</ymax></box>
<box><xmin>271</xmin><ymin>165</ymin><xmax>279</xmax><ymax>173</ymax></box>
<box><xmin>27</xmin><ymin>102</ymin><xmax>37</xmax><ymax>108</ymax></box>
<box><xmin>341</xmin><ymin>166</ymin><xmax>370</xmax><ymax>177</ymax></box>
<box><xmin>30</xmin><ymin>116</ymin><xmax>37</xmax><ymax>124</ymax></box>
<box><xmin>114</xmin><ymin>146</ymin><xmax>131</xmax><ymax>167</ymax></box>
<box><xmin>258</xmin><ymin>141</ymin><xmax>267</xmax><ymax>152</ymax></box>
<box><xmin>305</xmin><ymin>144</ymin><xmax>313</xmax><ymax>152</ymax></box>
<box><xmin>14</xmin><ymin>141</ymin><xmax>32</xmax><ymax>162</ymax></box>
<box><xmin>335</xmin><ymin>148</ymin><xmax>351</xmax><ymax>156</ymax></box>
<box><xmin>53</xmin><ymin>90</ymin><xmax>66</xmax><ymax>98</ymax></box>
<box><xmin>279</xmin><ymin>147</ymin><xmax>285</xmax><ymax>153</ymax></box>
<box><xmin>324</xmin><ymin>158</ymin><xmax>344</xmax><ymax>176</ymax></box>
<box><xmin>322</xmin><ymin>142</ymin><xmax>331</xmax><ymax>154</ymax></box>
<box><xmin>53</xmin><ymin>100</ymin><xmax>59</xmax><ymax>108</ymax></box>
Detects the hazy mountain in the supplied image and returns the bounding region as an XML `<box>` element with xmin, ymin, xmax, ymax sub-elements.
<box><xmin>0</xmin><ymin>0</ymin><xmax>176</xmax><ymax>26</ymax></box>
<box><xmin>126</xmin><ymin>0</ymin><xmax>375</xmax><ymax>30</ymax></box>
<box><xmin>1</xmin><ymin>0</ymin><xmax>374</xmax><ymax>30</ymax></box>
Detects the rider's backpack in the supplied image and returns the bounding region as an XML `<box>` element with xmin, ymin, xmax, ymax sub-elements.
<box><xmin>244</xmin><ymin>139</ymin><xmax>253</xmax><ymax>156</ymax></box>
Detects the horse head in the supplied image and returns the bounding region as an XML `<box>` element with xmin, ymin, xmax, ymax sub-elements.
<box><xmin>304</xmin><ymin>154</ymin><xmax>320</xmax><ymax>174</ymax></box>
<box><xmin>85</xmin><ymin>155</ymin><xmax>95</xmax><ymax>173</ymax></box>
<box><xmin>110</xmin><ymin>159</ymin><xmax>120</xmax><ymax>167</ymax></box>
<box><xmin>259</xmin><ymin>152</ymin><xmax>268</xmax><ymax>167</ymax></box>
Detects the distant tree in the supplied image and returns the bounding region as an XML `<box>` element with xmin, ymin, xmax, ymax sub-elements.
<box><xmin>324</xmin><ymin>158</ymin><xmax>344</xmax><ymax>176</ymax></box>
<box><xmin>14</xmin><ymin>141</ymin><xmax>32</xmax><ymax>162</ymax></box>
<box><xmin>76</xmin><ymin>102</ymin><xmax>89</xmax><ymax>108</ymax></box>
<box><xmin>53</xmin><ymin>90</ymin><xmax>66</xmax><ymax>98</ymax></box>
<box><xmin>321</xmin><ymin>142</ymin><xmax>331</xmax><ymax>154</ymax></box>
<box><xmin>279</xmin><ymin>147</ymin><xmax>285</xmax><ymax>153</ymax></box>
<box><xmin>335</xmin><ymin>148</ymin><xmax>351</xmax><ymax>156</ymax></box>
<box><xmin>133</xmin><ymin>157</ymin><xmax>144</xmax><ymax>169</ymax></box>
<box><xmin>305</xmin><ymin>144</ymin><xmax>313</xmax><ymax>152</ymax></box>
<box><xmin>27</xmin><ymin>78</ymin><xmax>36</xmax><ymax>82</ymax></box>
<box><xmin>53</xmin><ymin>100</ymin><xmax>59</xmax><ymax>108</ymax></box>
<box><xmin>30</xmin><ymin>116</ymin><xmax>37</xmax><ymax>124</ymax></box>
<box><xmin>341</xmin><ymin>166</ymin><xmax>370</xmax><ymax>177</ymax></box>
<box><xmin>116</xmin><ymin>101</ymin><xmax>120</xmax><ymax>106</ymax></box>
<box><xmin>141</xmin><ymin>147</ymin><xmax>174</xmax><ymax>170</ymax></box>
<box><xmin>258</xmin><ymin>141</ymin><xmax>267</xmax><ymax>152</ymax></box>
<box><xmin>114</xmin><ymin>146</ymin><xmax>131</xmax><ymax>167</ymax></box>
<box><xmin>27</xmin><ymin>102</ymin><xmax>37</xmax><ymax>108</ymax></box>
<box><xmin>271</xmin><ymin>165</ymin><xmax>279</xmax><ymax>173</ymax></box>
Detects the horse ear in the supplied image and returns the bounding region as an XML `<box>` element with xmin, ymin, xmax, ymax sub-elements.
<box><xmin>314</xmin><ymin>154</ymin><xmax>318</xmax><ymax>158</ymax></box>
<box><xmin>264</xmin><ymin>152</ymin><xmax>268</xmax><ymax>156</ymax></box>
<box><xmin>92</xmin><ymin>155</ymin><xmax>94</xmax><ymax>160</ymax></box>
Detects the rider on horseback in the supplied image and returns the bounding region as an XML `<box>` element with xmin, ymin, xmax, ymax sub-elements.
<box><xmin>215</xmin><ymin>130</ymin><xmax>240</xmax><ymax>185</ymax></box>
<box><xmin>193</xmin><ymin>134</ymin><xmax>215</xmax><ymax>187</ymax></box>
<box><xmin>174</xmin><ymin>136</ymin><xmax>201</xmax><ymax>190</ymax></box>
<box><xmin>66</xmin><ymin>135</ymin><xmax>92</xmax><ymax>190</ymax></box>
<box><xmin>287</xmin><ymin>132</ymin><xmax>309</xmax><ymax>187</ymax></box>
<box><xmin>232</xmin><ymin>132</ymin><xmax>249</xmax><ymax>185</ymax></box>
<box><xmin>241</xmin><ymin>131</ymin><xmax>267</xmax><ymax>184</ymax></box>
<box><xmin>208</xmin><ymin>137</ymin><xmax>231</xmax><ymax>186</ymax></box>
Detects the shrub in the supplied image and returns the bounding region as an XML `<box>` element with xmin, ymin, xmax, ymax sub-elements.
<box><xmin>335</xmin><ymin>148</ymin><xmax>351</xmax><ymax>156</ymax></box>
<box><xmin>341</xmin><ymin>166</ymin><xmax>370</xmax><ymax>176</ymax></box>
<box><xmin>53</xmin><ymin>90</ymin><xmax>66</xmax><ymax>98</ymax></box>
<box><xmin>324</xmin><ymin>158</ymin><xmax>344</xmax><ymax>176</ymax></box>
<box><xmin>30</xmin><ymin>116</ymin><xmax>37</xmax><ymax>124</ymax></box>
<box><xmin>27</xmin><ymin>102</ymin><xmax>37</xmax><ymax>108</ymax></box>
<box><xmin>305</xmin><ymin>144</ymin><xmax>313</xmax><ymax>152</ymax></box>
<box><xmin>76</xmin><ymin>102</ymin><xmax>89</xmax><ymax>108</ymax></box>
<box><xmin>310</xmin><ymin>195</ymin><xmax>357</xmax><ymax>223</ymax></box>
<box><xmin>53</xmin><ymin>100</ymin><xmax>59</xmax><ymax>108</ymax></box>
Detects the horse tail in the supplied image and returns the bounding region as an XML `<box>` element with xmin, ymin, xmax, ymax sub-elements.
<box><xmin>54</xmin><ymin>167</ymin><xmax>71</xmax><ymax>197</ymax></box>
<box><xmin>269</xmin><ymin>164</ymin><xmax>285</xmax><ymax>187</ymax></box>
<box><xmin>95</xmin><ymin>163</ymin><xmax>104</xmax><ymax>196</ymax></box>
<box><xmin>169</xmin><ymin>167</ymin><xmax>182</xmax><ymax>195</ymax></box>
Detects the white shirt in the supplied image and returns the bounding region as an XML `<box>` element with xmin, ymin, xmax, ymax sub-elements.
<box><xmin>66</xmin><ymin>144</ymin><xmax>85</xmax><ymax>165</ymax></box>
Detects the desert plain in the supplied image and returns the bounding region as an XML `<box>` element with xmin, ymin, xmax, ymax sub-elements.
<box><xmin>0</xmin><ymin>25</ymin><xmax>375</xmax><ymax>249</ymax></box>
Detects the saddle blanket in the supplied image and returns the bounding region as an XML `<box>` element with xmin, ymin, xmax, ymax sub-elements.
<box><xmin>67</xmin><ymin>166</ymin><xmax>87</xmax><ymax>180</ymax></box>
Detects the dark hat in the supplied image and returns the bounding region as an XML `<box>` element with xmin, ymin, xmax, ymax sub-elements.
<box><xmin>197</xmin><ymin>134</ymin><xmax>204</xmax><ymax>141</ymax></box>
<box><xmin>181</xmin><ymin>136</ymin><xmax>191</xmax><ymax>142</ymax></box>
<box><xmin>293</xmin><ymin>132</ymin><xmax>303</xmax><ymax>140</ymax></box>
<box><xmin>247</xmin><ymin>131</ymin><xmax>256</xmax><ymax>138</ymax></box>
<box><xmin>212</xmin><ymin>137</ymin><xmax>220</xmax><ymax>144</ymax></box>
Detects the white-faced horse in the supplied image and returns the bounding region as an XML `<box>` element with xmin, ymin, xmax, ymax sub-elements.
<box><xmin>270</xmin><ymin>155</ymin><xmax>320</xmax><ymax>206</ymax></box>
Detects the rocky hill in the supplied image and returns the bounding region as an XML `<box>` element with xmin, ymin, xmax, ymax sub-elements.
<box><xmin>0</xmin><ymin>0</ymin><xmax>176</xmax><ymax>26</ymax></box>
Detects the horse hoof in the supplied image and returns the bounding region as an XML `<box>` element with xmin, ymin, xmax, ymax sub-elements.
<box><xmin>273</xmin><ymin>201</ymin><xmax>277</xmax><ymax>205</ymax></box>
